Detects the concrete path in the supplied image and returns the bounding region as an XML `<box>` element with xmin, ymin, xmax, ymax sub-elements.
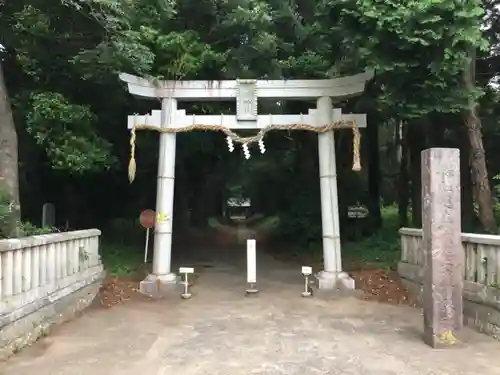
<box><xmin>3</xmin><ymin>246</ymin><xmax>500</xmax><ymax>375</ymax></box>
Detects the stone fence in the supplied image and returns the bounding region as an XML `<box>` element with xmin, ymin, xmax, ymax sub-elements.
<box><xmin>0</xmin><ymin>230</ymin><xmax>105</xmax><ymax>359</ymax></box>
<box><xmin>398</xmin><ymin>227</ymin><xmax>500</xmax><ymax>339</ymax></box>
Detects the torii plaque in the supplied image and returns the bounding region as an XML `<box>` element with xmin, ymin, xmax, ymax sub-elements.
<box><xmin>236</xmin><ymin>79</ymin><xmax>258</xmax><ymax>121</ymax></box>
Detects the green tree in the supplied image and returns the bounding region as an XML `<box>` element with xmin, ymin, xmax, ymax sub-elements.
<box><xmin>1</xmin><ymin>1</ymin><xmax>117</xmax><ymax>175</ymax></box>
<box><xmin>0</xmin><ymin>61</ymin><xmax>21</xmax><ymax>237</ymax></box>
<box><xmin>320</xmin><ymin>0</ymin><xmax>496</xmax><ymax>231</ymax></box>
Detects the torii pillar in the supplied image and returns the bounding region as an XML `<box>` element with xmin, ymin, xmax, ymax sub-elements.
<box><xmin>151</xmin><ymin>98</ymin><xmax>177</xmax><ymax>284</ymax></box>
<box><xmin>316</xmin><ymin>98</ymin><xmax>353</xmax><ymax>290</ymax></box>
<box><xmin>119</xmin><ymin>71</ymin><xmax>373</xmax><ymax>295</ymax></box>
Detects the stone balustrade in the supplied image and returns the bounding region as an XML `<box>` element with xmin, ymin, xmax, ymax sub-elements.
<box><xmin>0</xmin><ymin>229</ymin><xmax>105</xmax><ymax>359</ymax></box>
<box><xmin>399</xmin><ymin>227</ymin><xmax>500</xmax><ymax>339</ymax></box>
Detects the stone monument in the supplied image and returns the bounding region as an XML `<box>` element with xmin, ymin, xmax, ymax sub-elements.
<box><xmin>42</xmin><ymin>203</ymin><xmax>55</xmax><ymax>228</ymax></box>
<box><xmin>421</xmin><ymin>148</ymin><xmax>463</xmax><ymax>348</ymax></box>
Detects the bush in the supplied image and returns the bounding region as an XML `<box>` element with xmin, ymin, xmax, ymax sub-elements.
<box><xmin>0</xmin><ymin>187</ymin><xmax>57</xmax><ymax>238</ymax></box>
<box><xmin>105</xmin><ymin>217</ymin><xmax>145</xmax><ymax>244</ymax></box>
<box><xmin>19</xmin><ymin>222</ymin><xmax>58</xmax><ymax>236</ymax></box>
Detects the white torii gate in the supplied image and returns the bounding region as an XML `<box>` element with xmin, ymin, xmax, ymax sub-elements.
<box><xmin>120</xmin><ymin>71</ymin><xmax>373</xmax><ymax>294</ymax></box>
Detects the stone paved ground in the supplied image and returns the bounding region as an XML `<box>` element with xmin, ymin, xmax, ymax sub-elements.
<box><xmin>3</xmin><ymin>246</ymin><xmax>500</xmax><ymax>375</ymax></box>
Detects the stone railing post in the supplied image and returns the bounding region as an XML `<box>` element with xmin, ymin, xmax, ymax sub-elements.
<box><xmin>0</xmin><ymin>229</ymin><xmax>104</xmax><ymax>360</ymax></box>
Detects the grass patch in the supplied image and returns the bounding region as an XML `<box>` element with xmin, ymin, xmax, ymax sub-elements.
<box><xmin>100</xmin><ymin>240</ymin><xmax>145</xmax><ymax>277</ymax></box>
<box><xmin>343</xmin><ymin>205</ymin><xmax>401</xmax><ymax>270</ymax></box>
<box><xmin>270</xmin><ymin>205</ymin><xmax>402</xmax><ymax>271</ymax></box>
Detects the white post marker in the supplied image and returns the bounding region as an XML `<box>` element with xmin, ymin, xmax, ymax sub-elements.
<box><xmin>144</xmin><ymin>228</ymin><xmax>150</xmax><ymax>263</ymax></box>
<box><xmin>301</xmin><ymin>266</ymin><xmax>313</xmax><ymax>297</ymax></box>
<box><xmin>179</xmin><ymin>267</ymin><xmax>194</xmax><ymax>299</ymax></box>
<box><xmin>246</xmin><ymin>239</ymin><xmax>258</xmax><ymax>295</ymax></box>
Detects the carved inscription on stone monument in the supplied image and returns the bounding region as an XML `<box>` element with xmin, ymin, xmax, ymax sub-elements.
<box><xmin>236</xmin><ymin>79</ymin><xmax>258</xmax><ymax>121</ymax></box>
<box><xmin>421</xmin><ymin>148</ymin><xmax>463</xmax><ymax>348</ymax></box>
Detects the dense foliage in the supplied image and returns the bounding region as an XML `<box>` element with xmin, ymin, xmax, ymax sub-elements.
<box><xmin>1</xmin><ymin>0</ymin><xmax>500</xmax><ymax>247</ymax></box>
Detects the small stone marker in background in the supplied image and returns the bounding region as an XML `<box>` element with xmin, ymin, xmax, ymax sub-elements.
<box><xmin>42</xmin><ymin>203</ymin><xmax>55</xmax><ymax>228</ymax></box>
<box><xmin>347</xmin><ymin>204</ymin><xmax>369</xmax><ymax>219</ymax></box>
<box><xmin>421</xmin><ymin>148</ymin><xmax>463</xmax><ymax>348</ymax></box>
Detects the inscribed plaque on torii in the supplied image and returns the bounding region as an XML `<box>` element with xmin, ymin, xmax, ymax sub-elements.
<box><xmin>236</xmin><ymin>79</ymin><xmax>258</xmax><ymax>121</ymax></box>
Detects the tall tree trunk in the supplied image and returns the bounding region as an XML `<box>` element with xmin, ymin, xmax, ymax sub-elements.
<box><xmin>65</xmin><ymin>180</ymin><xmax>80</xmax><ymax>230</ymax></box>
<box><xmin>459</xmin><ymin>123</ymin><xmax>477</xmax><ymax>231</ymax></box>
<box><xmin>463</xmin><ymin>48</ymin><xmax>497</xmax><ymax>233</ymax></box>
<box><xmin>408</xmin><ymin>119</ymin><xmax>428</xmax><ymax>228</ymax></box>
<box><xmin>428</xmin><ymin>113</ymin><xmax>445</xmax><ymax>147</ymax></box>
<box><xmin>0</xmin><ymin>62</ymin><xmax>21</xmax><ymax>237</ymax></box>
<box><xmin>367</xmin><ymin>111</ymin><xmax>381</xmax><ymax>229</ymax></box>
<box><xmin>398</xmin><ymin>121</ymin><xmax>409</xmax><ymax>227</ymax></box>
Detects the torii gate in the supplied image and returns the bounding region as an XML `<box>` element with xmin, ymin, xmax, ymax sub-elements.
<box><xmin>120</xmin><ymin>71</ymin><xmax>373</xmax><ymax>294</ymax></box>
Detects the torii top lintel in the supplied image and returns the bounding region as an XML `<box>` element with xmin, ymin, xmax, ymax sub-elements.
<box><xmin>118</xmin><ymin>71</ymin><xmax>374</xmax><ymax>101</ymax></box>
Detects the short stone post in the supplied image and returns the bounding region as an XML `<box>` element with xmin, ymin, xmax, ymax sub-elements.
<box><xmin>421</xmin><ymin>148</ymin><xmax>463</xmax><ymax>348</ymax></box>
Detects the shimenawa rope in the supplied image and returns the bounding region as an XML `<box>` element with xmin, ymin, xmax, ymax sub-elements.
<box><xmin>128</xmin><ymin>120</ymin><xmax>361</xmax><ymax>183</ymax></box>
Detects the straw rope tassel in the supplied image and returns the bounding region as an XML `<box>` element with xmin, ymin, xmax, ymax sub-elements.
<box><xmin>128</xmin><ymin>124</ymin><xmax>137</xmax><ymax>183</ymax></box>
<box><xmin>352</xmin><ymin>125</ymin><xmax>361</xmax><ymax>171</ymax></box>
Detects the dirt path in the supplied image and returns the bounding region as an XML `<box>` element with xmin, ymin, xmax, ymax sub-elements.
<box><xmin>2</xmin><ymin>248</ymin><xmax>500</xmax><ymax>375</ymax></box>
